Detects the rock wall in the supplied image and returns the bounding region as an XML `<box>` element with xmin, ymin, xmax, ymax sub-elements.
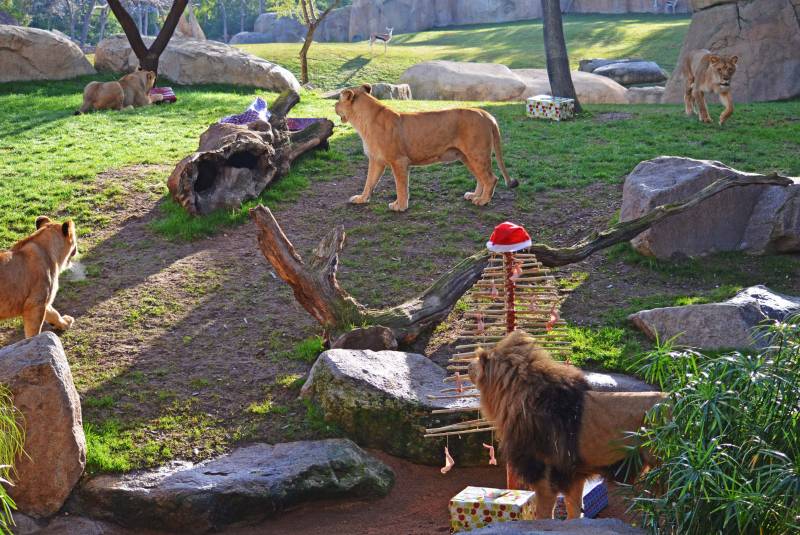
<box><xmin>664</xmin><ymin>0</ymin><xmax>800</xmax><ymax>102</ymax></box>
<box><xmin>569</xmin><ymin>0</ymin><xmax>690</xmax><ymax>14</ymax></box>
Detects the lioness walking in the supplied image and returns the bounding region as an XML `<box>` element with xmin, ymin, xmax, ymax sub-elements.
<box><xmin>334</xmin><ymin>84</ymin><xmax>518</xmax><ymax>212</ymax></box>
<box><xmin>682</xmin><ymin>49</ymin><xmax>738</xmax><ymax>125</ymax></box>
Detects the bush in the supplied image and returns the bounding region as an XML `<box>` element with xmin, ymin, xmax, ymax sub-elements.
<box><xmin>0</xmin><ymin>385</ymin><xmax>25</xmax><ymax>535</ymax></box>
<box><xmin>630</xmin><ymin>320</ymin><xmax>800</xmax><ymax>534</ymax></box>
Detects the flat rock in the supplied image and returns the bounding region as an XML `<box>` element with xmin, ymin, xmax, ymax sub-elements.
<box><xmin>0</xmin><ymin>333</ymin><xmax>86</xmax><ymax>518</ymax></box>
<box><xmin>301</xmin><ymin>349</ymin><xmax>483</xmax><ymax>465</ymax></box>
<box><xmin>592</xmin><ymin>60</ymin><xmax>667</xmax><ymax>86</ymax></box>
<box><xmin>584</xmin><ymin>372</ymin><xmax>655</xmax><ymax>392</ymax></box>
<box><xmin>0</xmin><ymin>25</ymin><xmax>95</xmax><ymax>82</ymax></box>
<box><xmin>323</xmin><ymin>83</ymin><xmax>412</xmax><ymax>100</ymax></box>
<box><xmin>665</xmin><ymin>0</ymin><xmax>800</xmax><ymax>103</ymax></box>
<box><xmin>95</xmin><ymin>35</ymin><xmax>300</xmax><ymax>92</ymax></box>
<box><xmin>514</xmin><ymin>68</ymin><xmax>630</xmax><ymax>104</ymax></box>
<box><xmin>331</xmin><ymin>326</ymin><xmax>398</xmax><ymax>351</ymax></box>
<box><xmin>400</xmin><ymin>60</ymin><xmax>527</xmax><ymax>101</ymax></box>
<box><xmin>629</xmin><ymin>285</ymin><xmax>800</xmax><ymax>350</ymax></box>
<box><xmin>470</xmin><ymin>517</ymin><xmax>646</xmax><ymax>534</ymax></box>
<box><xmin>626</xmin><ymin>86</ymin><xmax>664</xmax><ymax>104</ymax></box>
<box><xmin>619</xmin><ymin>156</ymin><xmax>800</xmax><ymax>258</ymax></box>
<box><xmin>70</xmin><ymin>439</ymin><xmax>393</xmax><ymax>532</ymax></box>
<box><xmin>579</xmin><ymin>58</ymin><xmax>640</xmax><ymax>73</ymax></box>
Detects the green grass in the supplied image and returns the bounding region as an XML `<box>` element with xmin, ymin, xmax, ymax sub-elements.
<box><xmin>246</xmin><ymin>397</ymin><xmax>289</xmax><ymax>415</ymax></box>
<box><xmin>240</xmin><ymin>14</ymin><xmax>691</xmax><ymax>90</ymax></box>
<box><xmin>286</xmin><ymin>335</ymin><xmax>326</xmax><ymax>363</ymax></box>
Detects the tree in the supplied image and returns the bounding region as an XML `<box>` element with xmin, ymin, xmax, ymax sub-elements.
<box><xmin>541</xmin><ymin>0</ymin><xmax>582</xmax><ymax>113</ymax></box>
<box><xmin>105</xmin><ymin>0</ymin><xmax>188</xmax><ymax>72</ymax></box>
<box><xmin>274</xmin><ymin>0</ymin><xmax>342</xmax><ymax>84</ymax></box>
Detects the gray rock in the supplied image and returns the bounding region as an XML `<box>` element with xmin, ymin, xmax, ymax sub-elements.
<box><xmin>579</xmin><ymin>58</ymin><xmax>640</xmax><ymax>73</ymax></box>
<box><xmin>0</xmin><ymin>26</ymin><xmax>95</xmax><ymax>82</ymax></box>
<box><xmin>316</xmin><ymin>6</ymin><xmax>351</xmax><ymax>42</ymax></box>
<box><xmin>253</xmin><ymin>12</ymin><xmax>305</xmax><ymax>41</ymax></box>
<box><xmin>95</xmin><ymin>35</ymin><xmax>300</xmax><ymax>92</ymax></box>
<box><xmin>323</xmin><ymin>83</ymin><xmax>412</xmax><ymax>100</ymax></box>
<box><xmin>592</xmin><ymin>61</ymin><xmax>667</xmax><ymax>86</ymax></box>
<box><xmin>400</xmin><ymin>60</ymin><xmax>527</xmax><ymax>101</ymax></box>
<box><xmin>331</xmin><ymin>326</ymin><xmax>398</xmax><ymax>351</ymax></box>
<box><xmin>470</xmin><ymin>517</ymin><xmax>646</xmax><ymax>535</ymax></box>
<box><xmin>514</xmin><ymin>68</ymin><xmax>630</xmax><ymax>104</ymax></box>
<box><xmin>70</xmin><ymin>439</ymin><xmax>393</xmax><ymax>533</ymax></box>
<box><xmin>584</xmin><ymin>372</ymin><xmax>656</xmax><ymax>392</ymax></box>
<box><xmin>664</xmin><ymin>0</ymin><xmax>800</xmax><ymax>103</ymax></box>
<box><xmin>0</xmin><ymin>333</ymin><xmax>86</xmax><ymax>518</ymax></box>
<box><xmin>619</xmin><ymin>156</ymin><xmax>800</xmax><ymax>258</ymax></box>
<box><xmin>228</xmin><ymin>31</ymin><xmax>278</xmax><ymax>44</ymax></box>
<box><xmin>301</xmin><ymin>349</ymin><xmax>483</xmax><ymax>465</ymax></box>
<box><xmin>626</xmin><ymin>86</ymin><xmax>664</xmax><ymax>104</ymax></box>
<box><xmin>629</xmin><ymin>285</ymin><xmax>800</xmax><ymax>350</ymax></box>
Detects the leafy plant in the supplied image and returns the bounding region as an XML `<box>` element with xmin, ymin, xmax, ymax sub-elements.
<box><xmin>0</xmin><ymin>386</ymin><xmax>25</xmax><ymax>535</ymax></box>
<box><xmin>630</xmin><ymin>318</ymin><xmax>800</xmax><ymax>534</ymax></box>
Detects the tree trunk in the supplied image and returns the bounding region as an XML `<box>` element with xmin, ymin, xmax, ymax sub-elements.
<box><xmin>251</xmin><ymin>172</ymin><xmax>792</xmax><ymax>345</ymax></box>
<box><xmin>79</xmin><ymin>0</ymin><xmax>96</xmax><ymax>46</ymax></box>
<box><xmin>541</xmin><ymin>0</ymin><xmax>582</xmax><ymax>113</ymax></box>
<box><xmin>220</xmin><ymin>0</ymin><xmax>228</xmax><ymax>42</ymax></box>
<box><xmin>299</xmin><ymin>24</ymin><xmax>316</xmax><ymax>85</ymax></box>
<box><xmin>259</xmin><ymin>0</ymin><xmax>264</xmax><ymax>14</ymax></box>
<box><xmin>107</xmin><ymin>0</ymin><xmax>188</xmax><ymax>73</ymax></box>
<box><xmin>168</xmin><ymin>90</ymin><xmax>335</xmax><ymax>217</ymax></box>
<box><xmin>239</xmin><ymin>0</ymin><xmax>245</xmax><ymax>33</ymax></box>
<box><xmin>143</xmin><ymin>4</ymin><xmax>149</xmax><ymax>36</ymax></box>
<box><xmin>98</xmin><ymin>6</ymin><xmax>109</xmax><ymax>43</ymax></box>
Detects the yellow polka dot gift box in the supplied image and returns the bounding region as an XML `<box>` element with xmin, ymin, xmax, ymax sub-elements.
<box><xmin>449</xmin><ymin>487</ymin><xmax>534</xmax><ymax>533</ymax></box>
<box><xmin>526</xmin><ymin>95</ymin><xmax>575</xmax><ymax>121</ymax></box>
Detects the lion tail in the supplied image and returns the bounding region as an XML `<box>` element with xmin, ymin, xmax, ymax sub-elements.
<box><xmin>490</xmin><ymin>117</ymin><xmax>518</xmax><ymax>188</ymax></box>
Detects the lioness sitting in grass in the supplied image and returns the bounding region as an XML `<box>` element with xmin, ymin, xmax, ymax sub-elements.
<box><xmin>75</xmin><ymin>68</ymin><xmax>163</xmax><ymax>114</ymax></box>
<box><xmin>334</xmin><ymin>84</ymin><xmax>518</xmax><ymax>212</ymax></box>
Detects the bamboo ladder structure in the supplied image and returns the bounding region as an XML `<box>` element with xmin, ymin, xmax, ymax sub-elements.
<box><xmin>423</xmin><ymin>249</ymin><xmax>568</xmax><ymax>487</ymax></box>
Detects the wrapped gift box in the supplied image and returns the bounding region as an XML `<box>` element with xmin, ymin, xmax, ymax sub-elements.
<box><xmin>149</xmin><ymin>87</ymin><xmax>176</xmax><ymax>104</ymax></box>
<box><xmin>449</xmin><ymin>487</ymin><xmax>534</xmax><ymax>533</ymax></box>
<box><xmin>526</xmin><ymin>94</ymin><xmax>575</xmax><ymax>121</ymax></box>
<box><xmin>450</xmin><ymin>480</ymin><xmax>608</xmax><ymax>532</ymax></box>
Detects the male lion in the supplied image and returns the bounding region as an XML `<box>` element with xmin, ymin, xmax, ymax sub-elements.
<box><xmin>469</xmin><ymin>331</ymin><xmax>665</xmax><ymax>519</ymax></box>
<box><xmin>682</xmin><ymin>49</ymin><xmax>738</xmax><ymax>125</ymax></box>
<box><xmin>334</xmin><ymin>84</ymin><xmax>518</xmax><ymax>212</ymax></box>
<box><xmin>75</xmin><ymin>68</ymin><xmax>163</xmax><ymax>114</ymax></box>
<box><xmin>0</xmin><ymin>217</ymin><xmax>78</xmax><ymax>338</ymax></box>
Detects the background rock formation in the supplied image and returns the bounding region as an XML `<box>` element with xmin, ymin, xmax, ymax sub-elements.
<box><xmin>0</xmin><ymin>26</ymin><xmax>95</xmax><ymax>82</ymax></box>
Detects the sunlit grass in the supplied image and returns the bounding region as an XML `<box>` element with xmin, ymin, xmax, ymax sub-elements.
<box><xmin>0</xmin><ymin>386</ymin><xmax>24</xmax><ymax>535</ymax></box>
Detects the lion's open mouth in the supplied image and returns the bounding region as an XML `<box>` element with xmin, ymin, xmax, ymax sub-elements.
<box><xmin>720</xmin><ymin>80</ymin><xmax>730</xmax><ymax>86</ymax></box>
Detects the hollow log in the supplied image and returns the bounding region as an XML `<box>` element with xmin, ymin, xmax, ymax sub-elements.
<box><xmin>168</xmin><ymin>90</ymin><xmax>334</xmax><ymax>215</ymax></box>
<box><xmin>251</xmin><ymin>172</ymin><xmax>792</xmax><ymax>344</ymax></box>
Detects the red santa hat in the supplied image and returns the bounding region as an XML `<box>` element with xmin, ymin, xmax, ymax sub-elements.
<box><xmin>486</xmin><ymin>221</ymin><xmax>532</xmax><ymax>253</ymax></box>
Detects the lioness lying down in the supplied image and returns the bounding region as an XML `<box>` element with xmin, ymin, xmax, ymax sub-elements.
<box><xmin>0</xmin><ymin>217</ymin><xmax>78</xmax><ymax>338</ymax></box>
<box><xmin>334</xmin><ymin>84</ymin><xmax>518</xmax><ymax>212</ymax></box>
<box><xmin>75</xmin><ymin>68</ymin><xmax>163</xmax><ymax>114</ymax></box>
<box><xmin>682</xmin><ymin>49</ymin><xmax>738</xmax><ymax>125</ymax></box>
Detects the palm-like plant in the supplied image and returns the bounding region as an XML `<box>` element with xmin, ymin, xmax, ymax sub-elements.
<box><xmin>630</xmin><ymin>318</ymin><xmax>800</xmax><ymax>534</ymax></box>
<box><xmin>0</xmin><ymin>386</ymin><xmax>24</xmax><ymax>535</ymax></box>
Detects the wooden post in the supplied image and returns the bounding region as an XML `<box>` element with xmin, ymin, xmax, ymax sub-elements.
<box><xmin>504</xmin><ymin>251</ymin><xmax>519</xmax><ymax>490</ymax></box>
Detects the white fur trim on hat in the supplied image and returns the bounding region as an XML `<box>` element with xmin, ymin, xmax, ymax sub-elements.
<box><xmin>486</xmin><ymin>239</ymin><xmax>532</xmax><ymax>253</ymax></box>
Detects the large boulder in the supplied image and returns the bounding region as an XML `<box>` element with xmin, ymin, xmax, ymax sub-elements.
<box><xmin>664</xmin><ymin>0</ymin><xmax>800</xmax><ymax>103</ymax></box>
<box><xmin>629</xmin><ymin>286</ymin><xmax>800</xmax><ymax>350</ymax></box>
<box><xmin>626</xmin><ymin>86</ymin><xmax>665</xmax><ymax>104</ymax></box>
<box><xmin>0</xmin><ymin>333</ymin><xmax>86</xmax><ymax>518</ymax></box>
<box><xmin>400</xmin><ymin>61</ymin><xmax>527</xmax><ymax>101</ymax></box>
<box><xmin>514</xmin><ymin>68</ymin><xmax>630</xmax><ymax>104</ymax></box>
<box><xmin>471</xmin><ymin>517</ymin><xmax>646</xmax><ymax>534</ymax></box>
<box><xmin>316</xmin><ymin>6</ymin><xmax>352</xmax><ymax>42</ymax></box>
<box><xmin>323</xmin><ymin>82</ymin><xmax>412</xmax><ymax>100</ymax></box>
<box><xmin>301</xmin><ymin>349</ymin><xmax>484</xmax><ymax>465</ymax></box>
<box><xmin>590</xmin><ymin>61</ymin><xmax>667</xmax><ymax>86</ymax></box>
<box><xmin>620</xmin><ymin>156</ymin><xmax>800</xmax><ymax>258</ymax></box>
<box><xmin>95</xmin><ymin>35</ymin><xmax>300</xmax><ymax>92</ymax></box>
<box><xmin>252</xmin><ymin>12</ymin><xmax>305</xmax><ymax>41</ymax></box>
<box><xmin>175</xmin><ymin>2</ymin><xmax>205</xmax><ymax>40</ymax></box>
<box><xmin>0</xmin><ymin>25</ymin><xmax>95</xmax><ymax>82</ymax></box>
<box><xmin>70</xmin><ymin>439</ymin><xmax>393</xmax><ymax>532</ymax></box>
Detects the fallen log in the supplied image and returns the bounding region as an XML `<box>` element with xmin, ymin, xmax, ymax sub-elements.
<box><xmin>168</xmin><ymin>89</ymin><xmax>334</xmax><ymax>215</ymax></box>
<box><xmin>250</xmin><ymin>171</ymin><xmax>792</xmax><ymax>344</ymax></box>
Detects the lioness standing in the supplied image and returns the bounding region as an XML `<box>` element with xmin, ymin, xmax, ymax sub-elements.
<box><xmin>334</xmin><ymin>84</ymin><xmax>518</xmax><ymax>212</ymax></box>
<box><xmin>682</xmin><ymin>49</ymin><xmax>738</xmax><ymax>125</ymax></box>
<box><xmin>75</xmin><ymin>68</ymin><xmax>163</xmax><ymax>114</ymax></box>
<box><xmin>0</xmin><ymin>217</ymin><xmax>78</xmax><ymax>338</ymax></box>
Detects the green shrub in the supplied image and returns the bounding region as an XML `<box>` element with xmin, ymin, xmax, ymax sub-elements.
<box><xmin>631</xmin><ymin>319</ymin><xmax>800</xmax><ymax>534</ymax></box>
<box><xmin>0</xmin><ymin>386</ymin><xmax>25</xmax><ymax>535</ymax></box>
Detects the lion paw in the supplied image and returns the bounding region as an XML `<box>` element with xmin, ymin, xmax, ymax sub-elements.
<box><xmin>471</xmin><ymin>196</ymin><xmax>491</xmax><ymax>207</ymax></box>
<box><xmin>388</xmin><ymin>200</ymin><xmax>408</xmax><ymax>212</ymax></box>
<box><xmin>60</xmin><ymin>315</ymin><xmax>75</xmax><ymax>330</ymax></box>
<box><xmin>348</xmin><ymin>194</ymin><xmax>369</xmax><ymax>204</ymax></box>
<box><xmin>464</xmin><ymin>192</ymin><xmax>476</xmax><ymax>200</ymax></box>
<box><xmin>700</xmin><ymin>116</ymin><xmax>712</xmax><ymax>124</ymax></box>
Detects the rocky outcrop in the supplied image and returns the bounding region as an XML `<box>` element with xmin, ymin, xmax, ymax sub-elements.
<box><xmin>471</xmin><ymin>517</ymin><xmax>646</xmax><ymax>534</ymax></box>
<box><xmin>301</xmin><ymin>349</ymin><xmax>483</xmax><ymax>465</ymax></box>
<box><xmin>95</xmin><ymin>35</ymin><xmax>300</xmax><ymax>92</ymax></box>
<box><xmin>251</xmin><ymin>12</ymin><xmax>306</xmax><ymax>42</ymax></box>
<box><xmin>70</xmin><ymin>439</ymin><xmax>393</xmax><ymax>532</ymax></box>
<box><xmin>580</xmin><ymin>59</ymin><xmax>667</xmax><ymax>86</ymax></box>
<box><xmin>664</xmin><ymin>0</ymin><xmax>800</xmax><ymax>103</ymax></box>
<box><xmin>175</xmin><ymin>2</ymin><xmax>205</xmax><ymax>40</ymax></box>
<box><xmin>316</xmin><ymin>6</ymin><xmax>352</xmax><ymax>42</ymax></box>
<box><xmin>399</xmin><ymin>61</ymin><xmax>631</xmax><ymax>103</ymax></box>
<box><xmin>626</xmin><ymin>86</ymin><xmax>665</xmax><ymax>104</ymax></box>
<box><xmin>0</xmin><ymin>333</ymin><xmax>86</xmax><ymax>518</ymax></box>
<box><xmin>629</xmin><ymin>286</ymin><xmax>800</xmax><ymax>350</ymax></box>
<box><xmin>620</xmin><ymin>156</ymin><xmax>800</xmax><ymax>259</ymax></box>
<box><xmin>0</xmin><ymin>25</ymin><xmax>95</xmax><ymax>82</ymax></box>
